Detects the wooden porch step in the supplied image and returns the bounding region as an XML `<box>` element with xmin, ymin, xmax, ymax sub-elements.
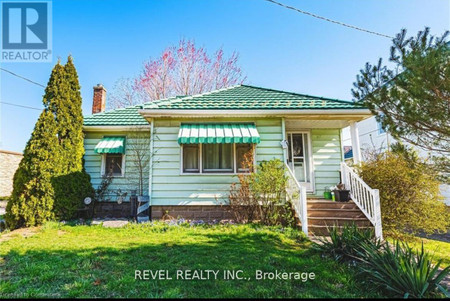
<box><xmin>308</xmin><ymin>217</ymin><xmax>372</xmax><ymax>227</ymax></box>
<box><xmin>307</xmin><ymin>201</ymin><xmax>358</xmax><ymax>210</ymax></box>
<box><xmin>308</xmin><ymin>209</ymin><xmax>365</xmax><ymax>218</ymax></box>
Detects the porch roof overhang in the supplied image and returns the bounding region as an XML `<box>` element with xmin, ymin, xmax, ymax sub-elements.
<box><xmin>138</xmin><ymin>109</ymin><xmax>373</xmax><ymax>129</ymax></box>
<box><xmin>178</xmin><ymin>123</ymin><xmax>260</xmax><ymax>144</ymax></box>
<box><xmin>138</xmin><ymin>108</ymin><xmax>373</xmax><ymax>120</ymax></box>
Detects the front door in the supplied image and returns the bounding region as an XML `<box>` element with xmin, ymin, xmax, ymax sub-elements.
<box><xmin>286</xmin><ymin>132</ymin><xmax>313</xmax><ymax>192</ymax></box>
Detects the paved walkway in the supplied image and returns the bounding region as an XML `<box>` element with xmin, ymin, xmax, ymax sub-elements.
<box><xmin>91</xmin><ymin>218</ymin><xmax>129</xmax><ymax>228</ymax></box>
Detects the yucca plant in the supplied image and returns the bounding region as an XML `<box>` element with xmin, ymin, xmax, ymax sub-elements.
<box><xmin>357</xmin><ymin>241</ymin><xmax>450</xmax><ymax>298</ymax></box>
<box><xmin>312</xmin><ymin>223</ymin><xmax>382</xmax><ymax>262</ymax></box>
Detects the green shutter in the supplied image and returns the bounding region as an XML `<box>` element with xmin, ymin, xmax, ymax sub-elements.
<box><xmin>178</xmin><ymin>123</ymin><xmax>260</xmax><ymax>144</ymax></box>
<box><xmin>94</xmin><ymin>137</ymin><xmax>126</xmax><ymax>154</ymax></box>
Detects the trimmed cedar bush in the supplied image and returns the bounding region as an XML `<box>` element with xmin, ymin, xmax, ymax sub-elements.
<box><xmin>52</xmin><ymin>170</ymin><xmax>95</xmax><ymax>221</ymax></box>
<box><xmin>5</xmin><ymin>57</ymin><xmax>93</xmax><ymax>228</ymax></box>
<box><xmin>357</xmin><ymin>150</ymin><xmax>449</xmax><ymax>238</ymax></box>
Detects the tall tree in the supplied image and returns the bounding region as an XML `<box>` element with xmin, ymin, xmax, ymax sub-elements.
<box><xmin>107</xmin><ymin>39</ymin><xmax>246</xmax><ymax>110</ymax></box>
<box><xmin>61</xmin><ymin>56</ymin><xmax>85</xmax><ymax>172</ymax></box>
<box><xmin>5</xmin><ymin>110</ymin><xmax>60</xmax><ymax>228</ymax></box>
<box><xmin>352</xmin><ymin>28</ymin><xmax>449</xmax><ymax>161</ymax></box>
<box><xmin>43</xmin><ymin>56</ymin><xmax>84</xmax><ymax>172</ymax></box>
<box><xmin>6</xmin><ymin>57</ymin><xmax>93</xmax><ymax>228</ymax></box>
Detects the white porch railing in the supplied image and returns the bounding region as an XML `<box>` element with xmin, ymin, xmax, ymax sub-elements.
<box><xmin>341</xmin><ymin>162</ymin><xmax>383</xmax><ymax>239</ymax></box>
<box><xmin>285</xmin><ymin>163</ymin><xmax>308</xmax><ymax>236</ymax></box>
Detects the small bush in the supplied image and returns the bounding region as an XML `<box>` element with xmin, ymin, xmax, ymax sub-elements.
<box><xmin>358</xmin><ymin>241</ymin><xmax>450</xmax><ymax>298</ymax></box>
<box><xmin>228</xmin><ymin>157</ymin><xmax>294</xmax><ymax>227</ymax></box>
<box><xmin>52</xmin><ymin>171</ymin><xmax>95</xmax><ymax>221</ymax></box>
<box><xmin>313</xmin><ymin>224</ymin><xmax>382</xmax><ymax>262</ymax></box>
<box><xmin>357</xmin><ymin>151</ymin><xmax>449</xmax><ymax>237</ymax></box>
<box><xmin>5</xmin><ymin>168</ymin><xmax>56</xmax><ymax>229</ymax></box>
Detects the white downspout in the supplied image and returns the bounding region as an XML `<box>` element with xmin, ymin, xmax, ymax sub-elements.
<box><xmin>281</xmin><ymin>117</ymin><xmax>287</xmax><ymax>163</ymax></box>
<box><xmin>148</xmin><ymin>119</ymin><xmax>155</xmax><ymax>213</ymax></box>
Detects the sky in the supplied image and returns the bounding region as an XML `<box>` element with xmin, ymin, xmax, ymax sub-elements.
<box><xmin>0</xmin><ymin>0</ymin><xmax>449</xmax><ymax>152</ymax></box>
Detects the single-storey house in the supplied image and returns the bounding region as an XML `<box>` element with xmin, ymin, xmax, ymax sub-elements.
<box><xmin>83</xmin><ymin>84</ymin><xmax>383</xmax><ymax>237</ymax></box>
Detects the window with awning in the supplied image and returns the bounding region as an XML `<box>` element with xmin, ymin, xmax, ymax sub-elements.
<box><xmin>177</xmin><ymin>123</ymin><xmax>260</xmax><ymax>144</ymax></box>
<box><xmin>179</xmin><ymin>124</ymin><xmax>258</xmax><ymax>174</ymax></box>
<box><xmin>94</xmin><ymin>136</ymin><xmax>126</xmax><ymax>177</ymax></box>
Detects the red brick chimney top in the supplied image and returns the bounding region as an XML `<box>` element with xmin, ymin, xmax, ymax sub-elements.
<box><xmin>92</xmin><ymin>84</ymin><xmax>106</xmax><ymax>114</ymax></box>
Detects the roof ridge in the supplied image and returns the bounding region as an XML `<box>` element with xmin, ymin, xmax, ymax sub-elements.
<box><xmin>177</xmin><ymin>85</ymin><xmax>242</xmax><ymax>101</ymax></box>
<box><xmin>240</xmin><ymin>84</ymin><xmax>355</xmax><ymax>104</ymax></box>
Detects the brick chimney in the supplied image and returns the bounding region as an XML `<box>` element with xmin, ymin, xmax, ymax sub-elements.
<box><xmin>92</xmin><ymin>84</ymin><xmax>106</xmax><ymax>114</ymax></box>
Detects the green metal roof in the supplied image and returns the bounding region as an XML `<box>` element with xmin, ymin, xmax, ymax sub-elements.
<box><xmin>84</xmin><ymin>105</ymin><xmax>149</xmax><ymax>126</ymax></box>
<box><xmin>178</xmin><ymin>123</ymin><xmax>260</xmax><ymax>144</ymax></box>
<box><xmin>145</xmin><ymin>85</ymin><xmax>362</xmax><ymax>110</ymax></box>
<box><xmin>94</xmin><ymin>137</ymin><xmax>126</xmax><ymax>154</ymax></box>
<box><xmin>84</xmin><ymin>85</ymin><xmax>366</xmax><ymax>127</ymax></box>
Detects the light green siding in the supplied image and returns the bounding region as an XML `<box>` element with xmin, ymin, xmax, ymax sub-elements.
<box><xmin>151</xmin><ymin>118</ymin><xmax>284</xmax><ymax>205</ymax></box>
<box><xmin>84</xmin><ymin>131</ymin><xmax>150</xmax><ymax>201</ymax></box>
<box><xmin>83</xmin><ymin>123</ymin><xmax>343</xmax><ymax>204</ymax></box>
<box><xmin>311</xmin><ymin>129</ymin><xmax>342</xmax><ymax>197</ymax></box>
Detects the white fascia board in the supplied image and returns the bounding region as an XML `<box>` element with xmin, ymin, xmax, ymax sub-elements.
<box><xmin>83</xmin><ymin>125</ymin><xmax>151</xmax><ymax>132</ymax></box>
<box><xmin>138</xmin><ymin>109</ymin><xmax>373</xmax><ymax>119</ymax></box>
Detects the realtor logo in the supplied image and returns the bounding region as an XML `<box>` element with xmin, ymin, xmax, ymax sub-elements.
<box><xmin>1</xmin><ymin>1</ymin><xmax>52</xmax><ymax>62</ymax></box>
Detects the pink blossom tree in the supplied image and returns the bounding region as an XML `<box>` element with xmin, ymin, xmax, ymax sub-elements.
<box><xmin>108</xmin><ymin>39</ymin><xmax>246</xmax><ymax>110</ymax></box>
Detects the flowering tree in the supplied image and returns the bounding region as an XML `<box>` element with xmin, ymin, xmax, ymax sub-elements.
<box><xmin>108</xmin><ymin>39</ymin><xmax>246</xmax><ymax>109</ymax></box>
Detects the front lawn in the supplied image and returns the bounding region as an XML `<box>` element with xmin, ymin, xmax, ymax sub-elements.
<box><xmin>0</xmin><ymin>222</ymin><xmax>379</xmax><ymax>298</ymax></box>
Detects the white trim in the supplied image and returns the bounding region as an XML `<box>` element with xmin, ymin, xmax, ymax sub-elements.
<box><xmin>286</xmin><ymin>131</ymin><xmax>315</xmax><ymax>193</ymax></box>
<box><xmin>180</xmin><ymin>143</ymin><xmax>255</xmax><ymax>175</ymax></box>
<box><xmin>350</xmin><ymin>121</ymin><xmax>362</xmax><ymax>164</ymax></box>
<box><xmin>139</xmin><ymin>109</ymin><xmax>372</xmax><ymax>119</ymax></box>
<box><xmin>83</xmin><ymin>125</ymin><xmax>151</xmax><ymax>132</ymax></box>
<box><xmin>101</xmin><ymin>153</ymin><xmax>126</xmax><ymax>178</ymax></box>
<box><xmin>281</xmin><ymin>117</ymin><xmax>287</xmax><ymax>164</ymax></box>
<box><xmin>149</xmin><ymin>121</ymin><xmax>154</xmax><ymax>201</ymax></box>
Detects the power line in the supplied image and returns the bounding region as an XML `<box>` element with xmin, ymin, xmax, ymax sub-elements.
<box><xmin>0</xmin><ymin>67</ymin><xmax>46</xmax><ymax>88</ymax></box>
<box><xmin>0</xmin><ymin>101</ymin><xmax>42</xmax><ymax>111</ymax></box>
<box><xmin>0</xmin><ymin>68</ymin><xmax>45</xmax><ymax>110</ymax></box>
<box><xmin>263</xmin><ymin>0</ymin><xmax>394</xmax><ymax>39</ymax></box>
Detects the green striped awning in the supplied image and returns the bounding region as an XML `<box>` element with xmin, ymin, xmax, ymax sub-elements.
<box><xmin>178</xmin><ymin>123</ymin><xmax>260</xmax><ymax>144</ymax></box>
<box><xmin>94</xmin><ymin>137</ymin><xmax>126</xmax><ymax>154</ymax></box>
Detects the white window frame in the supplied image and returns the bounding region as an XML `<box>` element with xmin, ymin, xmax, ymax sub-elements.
<box><xmin>180</xmin><ymin>143</ymin><xmax>255</xmax><ymax>175</ymax></box>
<box><xmin>101</xmin><ymin>153</ymin><xmax>126</xmax><ymax>178</ymax></box>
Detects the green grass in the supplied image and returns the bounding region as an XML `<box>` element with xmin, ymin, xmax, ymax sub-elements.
<box><xmin>0</xmin><ymin>222</ymin><xmax>380</xmax><ymax>298</ymax></box>
<box><xmin>387</xmin><ymin>237</ymin><xmax>450</xmax><ymax>266</ymax></box>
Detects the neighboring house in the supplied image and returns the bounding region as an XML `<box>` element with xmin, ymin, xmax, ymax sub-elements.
<box><xmin>83</xmin><ymin>84</ymin><xmax>383</xmax><ymax>237</ymax></box>
<box><xmin>0</xmin><ymin>150</ymin><xmax>23</xmax><ymax>198</ymax></box>
<box><xmin>343</xmin><ymin>116</ymin><xmax>450</xmax><ymax>205</ymax></box>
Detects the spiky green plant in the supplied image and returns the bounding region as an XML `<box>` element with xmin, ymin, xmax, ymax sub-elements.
<box><xmin>358</xmin><ymin>241</ymin><xmax>449</xmax><ymax>298</ymax></box>
<box><xmin>312</xmin><ymin>223</ymin><xmax>382</xmax><ymax>262</ymax></box>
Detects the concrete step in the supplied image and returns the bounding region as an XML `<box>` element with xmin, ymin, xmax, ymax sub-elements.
<box><xmin>308</xmin><ymin>217</ymin><xmax>372</xmax><ymax>227</ymax></box>
<box><xmin>308</xmin><ymin>209</ymin><xmax>365</xmax><ymax>218</ymax></box>
<box><xmin>307</xmin><ymin>200</ymin><xmax>358</xmax><ymax>210</ymax></box>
